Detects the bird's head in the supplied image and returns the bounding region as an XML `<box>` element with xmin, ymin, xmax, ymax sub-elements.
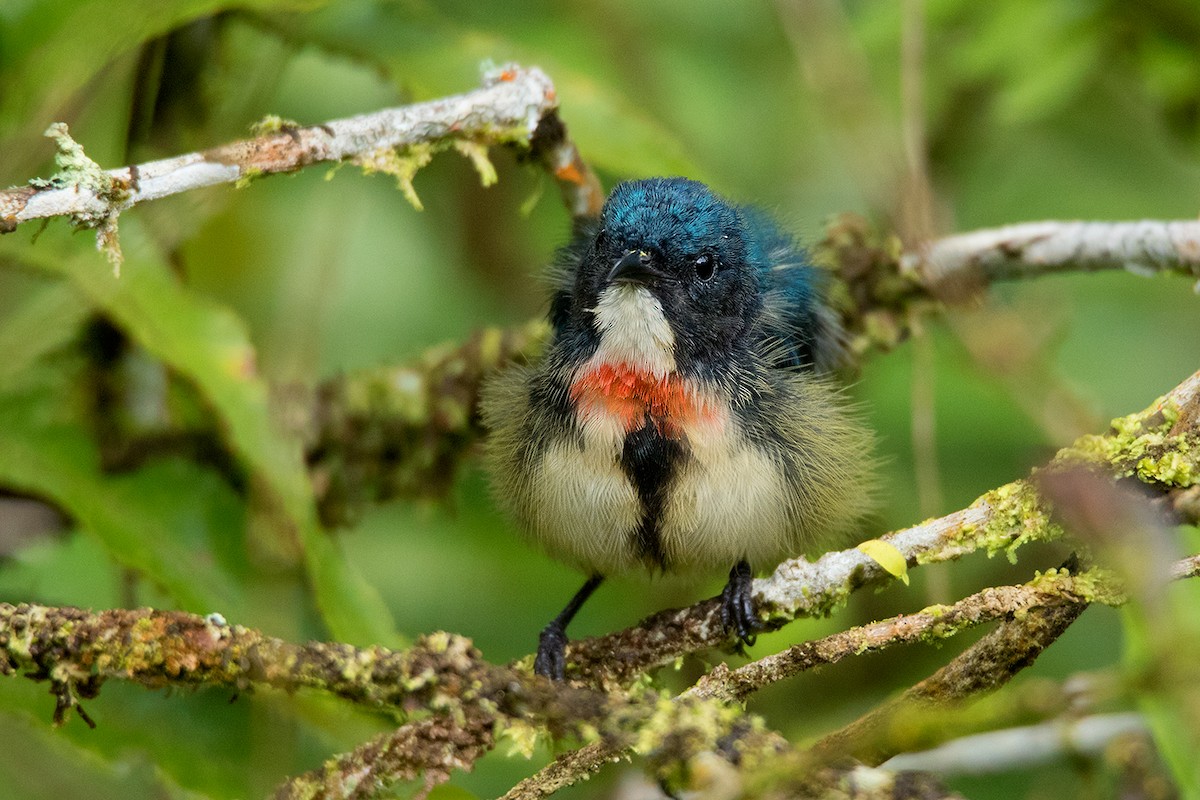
<box><xmin>566</xmin><ymin>178</ymin><xmax>767</xmax><ymax>379</ymax></box>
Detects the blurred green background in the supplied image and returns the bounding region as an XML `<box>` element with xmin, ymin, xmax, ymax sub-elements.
<box><xmin>2</xmin><ymin>1</ymin><xmax>1200</xmax><ymax>798</ymax></box>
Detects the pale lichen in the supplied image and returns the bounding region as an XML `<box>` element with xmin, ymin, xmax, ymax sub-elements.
<box><xmin>34</xmin><ymin>123</ymin><xmax>128</xmax><ymax>273</ymax></box>
<box><xmin>453</xmin><ymin>140</ymin><xmax>498</xmax><ymax>187</ymax></box>
<box><xmin>353</xmin><ymin>141</ymin><xmax>439</xmax><ymax>210</ymax></box>
<box><xmin>499</xmin><ymin>718</ymin><xmax>545</xmax><ymax>759</ymax></box>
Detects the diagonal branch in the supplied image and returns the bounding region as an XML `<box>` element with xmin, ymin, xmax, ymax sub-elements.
<box><xmin>563</xmin><ymin>368</ymin><xmax>1200</xmax><ymax>687</ymax></box>
<box><xmin>687</xmin><ymin>569</ymin><xmax>1113</xmax><ymax>705</ymax></box>
<box><xmin>0</xmin><ymin>64</ymin><xmax>603</xmax><ymax>238</ymax></box>
<box><xmin>270</xmin><ymin>710</ymin><xmax>496</xmax><ymax>800</ymax></box>
<box><xmin>807</xmin><ymin>594</ymin><xmax>1088</xmax><ymax>767</ymax></box>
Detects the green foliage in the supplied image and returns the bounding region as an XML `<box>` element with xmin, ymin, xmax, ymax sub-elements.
<box><xmin>1</xmin><ymin>1</ymin><xmax>1199</xmax><ymax>798</ymax></box>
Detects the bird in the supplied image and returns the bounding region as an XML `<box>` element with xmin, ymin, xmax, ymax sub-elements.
<box><xmin>481</xmin><ymin>177</ymin><xmax>873</xmax><ymax>680</ymax></box>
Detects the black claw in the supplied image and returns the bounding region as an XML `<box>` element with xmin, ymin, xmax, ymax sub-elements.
<box><xmin>535</xmin><ymin>623</ymin><xmax>568</xmax><ymax>681</ymax></box>
<box><xmin>534</xmin><ymin>575</ymin><xmax>604</xmax><ymax>681</ymax></box>
<box><xmin>720</xmin><ymin>560</ymin><xmax>763</xmax><ymax>648</ymax></box>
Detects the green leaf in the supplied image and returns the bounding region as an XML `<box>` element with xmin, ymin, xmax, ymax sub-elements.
<box><xmin>0</xmin><ymin>0</ymin><xmax>321</xmax><ymax>143</ymax></box>
<box><xmin>0</xmin><ymin>366</ymin><xmax>243</xmax><ymax>615</ymax></box>
<box><xmin>0</xmin><ymin>707</ymin><xmax>217</xmax><ymax>800</ymax></box>
<box><xmin>4</xmin><ymin>232</ymin><xmax>402</xmax><ymax>647</ymax></box>
<box><xmin>0</xmin><ymin>280</ymin><xmax>89</xmax><ymax>386</ymax></box>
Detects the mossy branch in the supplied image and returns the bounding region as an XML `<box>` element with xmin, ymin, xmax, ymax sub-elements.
<box><xmin>559</xmin><ymin>368</ymin><xmax>1200</xmax><ymax>687</ymax></box>
<box><xmin>3</xmin><ymin>554</ymin><xmax>1198</xmax><ymax>796</ymax></box>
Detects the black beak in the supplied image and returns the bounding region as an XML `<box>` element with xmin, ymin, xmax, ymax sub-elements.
<box><xmin>607</xmin><ymin>250</ymin><xmax>659</xmax><ymax>286</ymax></box>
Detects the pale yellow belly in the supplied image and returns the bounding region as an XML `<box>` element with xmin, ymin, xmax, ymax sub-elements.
<box><xmin>524</xmin><ymin>415</ymin><xmax>799</xmax><ymax>576</ymax></box>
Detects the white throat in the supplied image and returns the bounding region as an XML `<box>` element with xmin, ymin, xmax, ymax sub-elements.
<box><xmin>589</xmin><ymin>284</ymin><xmax>676</xmax><ymax>376</ymax></box>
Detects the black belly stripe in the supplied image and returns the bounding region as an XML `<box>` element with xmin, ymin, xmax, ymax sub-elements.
<box><xmin>620</xmin><ymin>418</ymin><xmax>684</xmax><ymax>570</ymax></box>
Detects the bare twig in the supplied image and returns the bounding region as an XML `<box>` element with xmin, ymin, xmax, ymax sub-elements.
<box><xmin>881</xmin><ymin>712</ymin><xmax>1149</xmax><ymax>776</ymax></box>
<box><xmin>907</xmin><ymin>220</ymin><xmax>1200</xmax><ymax>287</ymax></box>
<box><xmin>527</xmin><ymin>110</ymin><xmax>605</xmax><ymax>221</ymax></box>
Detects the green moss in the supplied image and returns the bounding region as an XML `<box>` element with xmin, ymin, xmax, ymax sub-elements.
<box><xmin>353</xmin><ymin>141</ymin><xmax>440</xmax><ymax>210</ymax></box>
<box><xmin>234</xmin><ymin>167</ymin><xmax>264</xmax><ymax>189</ymax></box>
<box><xmin>36</xmin><ymin>123</ymin><xmax>124</xmax><ymax>203</ymax></box>
<box><xmin>1055</xmin><ymin>399</ymin><xmax>1197</xmax><ymax>488</ymax></box>
<box><xmin>1137</xmin><ymin>448</ymin><xmax>1196</xmax><ymax>487</ymax></box>
<box><xmin>1032</xmin><ymin>566</ymin><xmax>1127</xmax><ymax>606</ymax></box>
<box><xmin>918</xmin><ymin>480</ymin><xmax>1064</xmax><ymax>568</ymax></box>
<box><xmin>250</xmin><ymin>114</ymin><xmax>300</xmax><ymax>136</ymax></box>
<box><xmin>453</xmin><ymin>140</ymin><xmax>498</xmax><ymax>187</ymax></box>
<box><xmin>499</xmin><ymin>718</ymin><xmax>545</xmax><ymax>759</ymax></box>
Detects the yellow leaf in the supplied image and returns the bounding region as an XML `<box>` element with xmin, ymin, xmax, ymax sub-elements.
<box><xmin>857</xmin><ymin>539</ymin><xmax>910</xmax><ymax>585</ymax></box>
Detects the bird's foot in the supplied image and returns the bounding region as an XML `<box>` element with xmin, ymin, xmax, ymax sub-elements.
<box><xmin>720</xmin><ymin>560</ymin><xmax>763</xmax><ymax>651</ymax></box>
<box><xmin>534</xmin><ymin>575</ymin><xmax>604</xmax><ymax>681</ymax></box>
<box><xmin>535</xmin><ymin>621</ymin><xmax>568</xmax><ymax>681</ymax></box>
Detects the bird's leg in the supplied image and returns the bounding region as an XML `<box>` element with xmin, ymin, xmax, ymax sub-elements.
<box><xmin>535</xmin><ymin>575</ymin><xmax>604</xmax><ymax>680</ymax></box>
<box><xmin>720</xmin><ymin>559</ymin><xmax>763</xmax><ymax>648</ymax></box>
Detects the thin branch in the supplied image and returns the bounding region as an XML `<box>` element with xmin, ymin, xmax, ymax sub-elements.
<box><xmin>502</xmin><ymin>574</ymin><xmax>1092</xmax><ymax>800</ymax></box>
<box><xmin>271</xmin><ymin>710</ymin><xmax>496</xmax><ymax>800</ymax></box>
<box><xmin>504</xmin><ymin>574</ymin><xmax>1107</xmax><ymax>799</ymax></box>
<box><xmin>0</xmin><ymin>65</ymin><xmax>582</xmax><ymax>236</ymax></box>
<box><xmin>527</xmin><ymin>110</ymin><xmax>605</xmax><ymax>221</ymax></box>
<box><xmin>686</xmin><ymin>570</ymin><xmax>1110</xmax><ymax>704</ymax></box>
<box><xmin>807</xmin><ymin>595</ymin><xmax>1088</xmax><ymax>766</ymax></box>
<box><xmin>880</xmin><ymin>712</ymin><xmax>1149</xmax><ymax>776</ymax></box>
<box><xmin>906</xmin><ymin>220</ymin><xmax>1200</xmax><ymax>286</ymax></box>
<box><xmin>507</xmin><ymin>545</ymin><xmax>1200</xmax><ymax>798</ymax></box>
<box><xmin>500</xmin><ymin>741</ymin><xmax>621</xmax><ymax>800</ymax></box>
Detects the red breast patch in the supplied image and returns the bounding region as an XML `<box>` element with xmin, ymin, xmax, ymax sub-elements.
<box><xmin>569</xmin><ymin>363</ymin><xmax>714</xmax><ymax>437</ymax></box>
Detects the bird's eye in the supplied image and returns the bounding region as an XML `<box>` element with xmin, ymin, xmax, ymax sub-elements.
<box><xmin>693</xmin><ymin>254</ymin><xmax>716</xmax><ymax>281</ymax></box>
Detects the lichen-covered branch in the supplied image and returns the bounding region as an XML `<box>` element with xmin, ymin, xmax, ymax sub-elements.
<box><xmin>271</xmin><ymin>711</ymin><xmax>496</xmax><ymax>800</ymax></box>
<box><xmin>561</xmin><ymin>368</ymin><xmax>1200</xmax><ymax>687</ymax></box>
<box><xmin>0</xmin><ymin>604</ymin><xmax>604</xmax><ymax>729</ymax></box>
<box><xmin>302</xmin><ymin>320</ymin><xmax>549</xmax><ymax>525</ymax></box>
<box><xmin>500</xmin><ymin>699</ymin><xmax>789</xmax><ymax>800</ymax></box>
<box><xmin>819</xmin><ymin>215</ymin><xmax>1200</xmax><ymax>358</ymax></box>
<box><xmin>724</xmin><ymin>599</ymin><xmax>1089</xmax><ymax>799</ymax></box>
<box><xmin>806</xmin><ymin>595</ymin><xmax>1088</xmax><ymax>767</ymax></box>
<box><xmin>1</xmin><ymin>64</ymin><xmax>553</xmax><ymax>228</ymax></box>
<box><xmin>507</xmin><ymin>546</ymin><xmax>1200</xmax><ymax>798</ymax></box>
<box><xmin>0</xmin><ymin>601</ymin><xmax>796</xmax><ymax>800</ymax></box>
<box><xmin>687</xmin><ymin>567</ymin><xmax>1118</xmax><ymax>705</ymax></box>
<box><xmin>0</xmin><ymin>65</ymin><xmax>583</xmax><ymax>268</ymax></box>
